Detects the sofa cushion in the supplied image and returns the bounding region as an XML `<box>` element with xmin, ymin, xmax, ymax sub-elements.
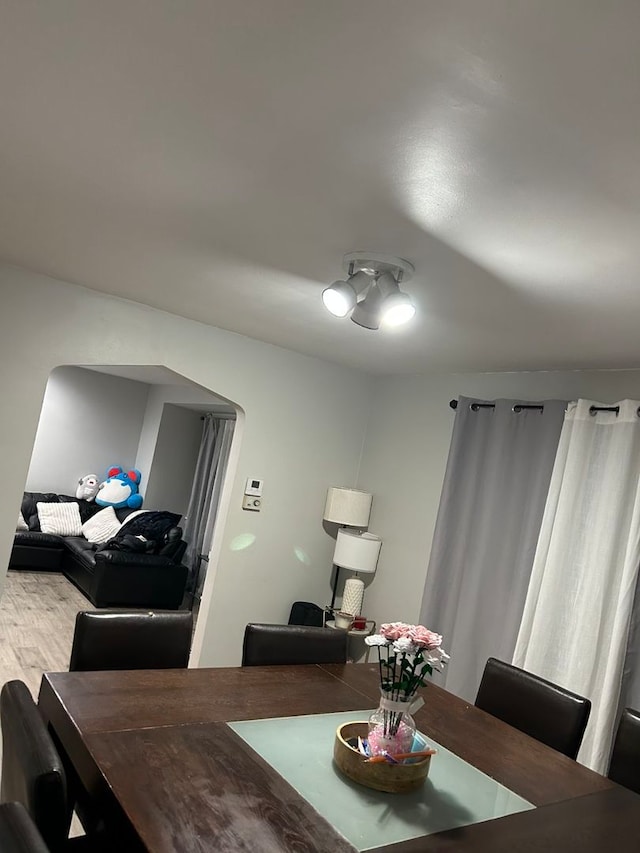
<box><xmin>13</xmin><ymin>531</ymin><xmax>66</xmax><ymax>548</ymax></box>
<box><xmin>36</xmin><ymin>502</ymin><xmax>83</xmax><ymax>536</ymax></box>
<box><xmin>16</xmin><ymin>512</ymin><xmax>28</xmax><ymax>531</ymax></box>
<box><xmin>81</xmin><ymin>506</ymin><xmax>122</xmax><ymax>544</ymax></box>
<box><xmin>22</xmin><ymin>493</ymin><xmax>100</xmax><ymax>530</ymax></box>
<box><xmin>22</xmin><ymin>493</ymin><xmax>66</xmax><ymax>530</ymax></box>
<box><xmin>64</xmin><ymin>536</ymin><xmax>97</xmax><ymax>554</ymax></box>
<box><xmin>94</xmin><ymin>550</ymin><xmax>176</xmax><ymax>568</ymax></box>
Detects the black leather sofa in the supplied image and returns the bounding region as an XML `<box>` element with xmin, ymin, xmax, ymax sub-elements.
<box><xmin>11</xmin><ymin>492</ymin><xmax>189</xmax><ymax>609</ymax></box>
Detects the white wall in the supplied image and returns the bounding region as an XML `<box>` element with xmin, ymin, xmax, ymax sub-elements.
<box><xmin>0</xmin><ymin>264</ymin><xmax>374</xmax><ymax>667</ymax></box>
<box><xmin>135</xmin><ymin>383</ymin><xmax>232</xmax><ymax>483</ymax></box>
<box><xmin>144</xmin><ymin>404</ymin><xmax>203</xmax><ymax>515</ymax></box>
<box><xmin>358</xmin><ymin>369</ymin><xmax>640</xmax><ymax>634</ymax></box>
<box><xmin>25</xmin><ymin>366</ymin><xmax>149</xmax><ymax>494</ymax></box>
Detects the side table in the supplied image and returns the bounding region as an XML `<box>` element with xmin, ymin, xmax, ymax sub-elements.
<box><xmin>325</xmin><ymin>619</ymin><xmax>376</xmax><ymax>662</ymax></box>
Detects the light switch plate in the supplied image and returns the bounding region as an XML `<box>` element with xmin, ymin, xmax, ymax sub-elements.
<box><xmin>242</xmin><ymin>495</ymin><xmax>261</xmax><ymax>511</ymax></box>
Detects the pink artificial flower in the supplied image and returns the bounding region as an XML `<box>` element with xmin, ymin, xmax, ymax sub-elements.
<box><xmin>380</xmin><ymin>622</ymin><xmax>411</xmax><ymax>641</ymax></box>
<box><xmin>409</xmin><ymin>626</ymin><xmax>443</xmax><ymax>650</ymax></box>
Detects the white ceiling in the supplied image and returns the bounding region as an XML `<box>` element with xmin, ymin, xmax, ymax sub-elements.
<box><xmin>83</xmin><ymin>365</ymin><xmax>201</xmax><ymax>386</ymax></box>
<box><xmin>81</xmin><ymin>364</ymin><xmax>233</xmax><ymax>410</ymax></box>
<box><xmin>2</xmin><ymin>1</ymin><xmax>640</xmax><ymax>375</ymax></box>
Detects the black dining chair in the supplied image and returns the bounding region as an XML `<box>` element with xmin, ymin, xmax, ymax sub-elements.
<box><xmin>69</xmin><ymin>610</ymin><xmax>193</xmax><ymax>672</ymax></box>
<box><xmin>0</xmin><ymin>802</ymin><xmax>52</xmax><ymax>853</ymax></box>
<box><xmin>475</xmin><ymin>657</ymin><xmax>591</xmax><ymax>759</ymax></box>
<box><xmin>242</xmin><ymin>623</ymin><xmax>348</xmax><ymax>666</ymax></box>
<box><xmin>608</xmin><ymin>707</ymin><xmax>640</xmax><ymax>795</ymax></box>
<box><xmin>0</xmin><ymin>680</ymin><xmax>109</xmax><ymax>852</ymax></box>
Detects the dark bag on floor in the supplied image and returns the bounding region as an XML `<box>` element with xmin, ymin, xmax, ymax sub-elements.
<box><xmin>288</xmin><ymin>601</ymin><xmax>324</xmax><ymax>627</ymax></box>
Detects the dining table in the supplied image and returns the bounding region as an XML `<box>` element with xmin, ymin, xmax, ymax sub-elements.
<box><xmin>37</xmin><ymin>662</ymin><xmax>640</xmax><ymax>852</ymax></box>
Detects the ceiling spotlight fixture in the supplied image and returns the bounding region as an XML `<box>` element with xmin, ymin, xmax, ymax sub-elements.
<box><xmin>322</xmin><ymin>252</ymin><xmax>415</xmax><ymax>329</ymax></box>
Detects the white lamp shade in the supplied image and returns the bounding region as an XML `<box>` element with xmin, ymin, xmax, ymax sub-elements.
<box><xmin>333</xmin><ymin>529</ymin><xmax>381</xmax><ymax>573</ymax></box>
<box><xmin>323</xmin><ymin>487</ymin><xmax>372</xmax><ymax>527</ymax></box>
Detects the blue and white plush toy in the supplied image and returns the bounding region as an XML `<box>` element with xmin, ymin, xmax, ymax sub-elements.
<box><xmin>95</xmin><ymin>466</ymin><xmax>143</xmax><ymax>510</ymax></box>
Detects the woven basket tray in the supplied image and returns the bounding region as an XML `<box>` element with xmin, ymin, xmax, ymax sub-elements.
<box><xmin>333</xmin><ymin>721</ymin><xmax>432</xmax><ymax>794</ymax></box>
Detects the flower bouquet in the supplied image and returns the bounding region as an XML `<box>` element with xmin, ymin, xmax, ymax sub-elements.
<box><xmin>364</xmin><ymin>622</ymin><xmax>449</xmax><ymax>756</ymax></box>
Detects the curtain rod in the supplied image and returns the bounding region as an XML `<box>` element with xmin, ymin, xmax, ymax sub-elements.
<box><xmin>449</xmin><ymin>400</ymin><xmax>630</xmax><ymax>415</ymax></box>
<box><xmin>449</xmin><ymin>400</ymin><xmax>543</xmax><ymax>412</ymax></box>
<box><xmin>200</xmin><ymin>412</ymin><xmax>236</xmax><ymax>420</ymax></box>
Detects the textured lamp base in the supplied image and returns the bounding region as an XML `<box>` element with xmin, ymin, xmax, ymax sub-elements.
<box><xmin>342</xmin><ymin>577</ymin><xmax>364</xmax><ymax>616</ymax></box>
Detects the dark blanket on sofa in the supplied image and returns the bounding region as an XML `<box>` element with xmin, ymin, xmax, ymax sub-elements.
<box><xmin>117</xmin><ymin>510</ymin><xmax>181</xmax><ymax>543</ymax></box>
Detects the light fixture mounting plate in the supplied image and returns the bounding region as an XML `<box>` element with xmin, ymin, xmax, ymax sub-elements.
<box><xmin>342</xmin><ymin>252</ymin><xmax>414</xmax><ymax>282</ymax></box>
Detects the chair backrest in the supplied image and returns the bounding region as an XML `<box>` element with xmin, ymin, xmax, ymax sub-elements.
<box><xmin>475</xmin><ymin>657</ymin><xmax>591</xmax><ymax>759</ymax></box>
<box><xmin>242</xmin><ymin>624</ymin><xmax>348</xmax><ymax>666</ymax></box>
<box><xmin>608</xmin><ymin>707</ymin><xmax>640</xmax><ymax>794</ymax></box>
<box><xmin>0</xmin><ymin>681</ymin><xmax>70</xmax><ymax>852</ymax></box>
<box><xmin>69</xmin><ymin>609</ymin><xmax>193</xmax><ymax>672</ymax></box>
<box><xmin>0</xmin><ymin>802</ymin><xmax>51</xmax><ymax>853</ymax></box>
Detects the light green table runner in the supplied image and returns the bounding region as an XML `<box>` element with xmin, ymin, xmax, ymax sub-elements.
<box><xmin>229</xmin><ymin>710</ymin><xmax>533</xmax><ymax>851</ymax></box>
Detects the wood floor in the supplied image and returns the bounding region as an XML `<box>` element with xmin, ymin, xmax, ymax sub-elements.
<box><xmin>0</xmin><ymin>569</ymin><xmax>94</xmax><ymax>698</ymax></box>
<box><xmin>0</xmin><ymin>570</ymin><xmax>94</xmax><ymax>837</ymax></box>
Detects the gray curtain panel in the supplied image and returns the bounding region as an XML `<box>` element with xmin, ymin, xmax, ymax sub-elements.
<box><xmin>419</xmin><ymin>397</ymin><xmax>566</xmax><ymax>702</ymax></box>
<box><xmin>182</xmin><ymin>415</ymin><xmax>235</xmax><ymax>598</ymax></box>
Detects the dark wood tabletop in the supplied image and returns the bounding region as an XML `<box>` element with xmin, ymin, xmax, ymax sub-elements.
<box><xmin>38</xmin><ymin>664</ymin><xmax>640</xmax><ymax>852</ymax></box>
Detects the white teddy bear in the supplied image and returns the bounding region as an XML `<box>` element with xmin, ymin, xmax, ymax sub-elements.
<box><xmin>75</xmin><ymin>474</ymin><xmax>100</xmax><ymax>502</ymax></box>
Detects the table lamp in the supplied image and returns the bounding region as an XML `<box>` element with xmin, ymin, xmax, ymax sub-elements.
<box><xmin>333</xmin><ymin>529</ymin><xmax>382</xmax><ymax>616</ymax></box>
<box><xmin>323</xmin><ymin>487</ymin><xmax>381</xmax><ymax>614</ymax></box>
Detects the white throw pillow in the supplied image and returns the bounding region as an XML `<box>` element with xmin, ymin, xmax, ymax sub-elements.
<box><xmin>16</xmin><ymin>512</ymin><xmax>28</xmax><ymax>531</ymax></box>
<box><xmin>36</xmin><ymin>502</ymin><xmax>83</xmax><ymax>536</ymax></box>
<box><xmin>81</xmin><ymin>506</ymin><xmax>123</xmax><ymax>544</ymax></box>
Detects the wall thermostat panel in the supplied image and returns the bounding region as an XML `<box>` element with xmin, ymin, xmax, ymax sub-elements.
<box><xmin>244</xmin><ymin>477</ymin><xmax>263</xmax><ymax>496</ymax></box>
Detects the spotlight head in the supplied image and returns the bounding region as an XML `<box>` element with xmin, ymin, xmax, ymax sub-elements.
<box><xmin>351</xmin><ymin>284</ymin><xmax>383</xmax><ymax>330</ymax></box>
<box><xmin>322</xmin><ymin>271</ymin><xmax>371</xmax><ymax>318</ymax></box>
<box><xmin>322</xmin><ymin>280</ymin><xmax>356</xmax><ymax>317</ymax></box>
<box><xmin>381</xmin><ymin>291</ymin><xmax>416</xmax><ymax>327</ymax></box>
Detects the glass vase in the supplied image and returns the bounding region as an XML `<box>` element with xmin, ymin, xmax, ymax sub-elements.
<box><xmin>367</xmin><ymin>691</ymin><xmax>417</xmax><ymax>756</ymax></box>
